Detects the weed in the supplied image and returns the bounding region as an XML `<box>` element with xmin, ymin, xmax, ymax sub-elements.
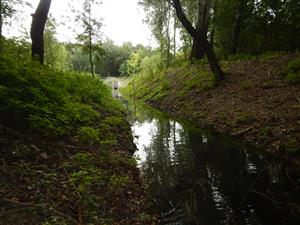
<box><xmin>235</xmin><ymin>112</ymin><xmax>255</xmax><ymax>124</ymax></box>
<box><xmin>227</xmin><ymin>53</ymin><xmax>255</xmax><ymax>61</ymax></box>
<box><xmin>258</xmin><ymin>127</ymin><xmax>271</xmax><ymax>140</ymax></box>
<box><xmin>285</xmin><ymin>57</ymin><xmax>300</xmax><ymax>84</ymax></box>
<box><xmin>286</xmin><ymin>138</ymin><xmax>299</xmax><ymax>154</ymax></box>
<box><xmin>260</xmin><ymin>51</ymin><xmax>285</xmax><ymax>61</ymax></box>
<box><xmin>77</xmin><ymin>126</ymin><xmax>100</xmax><ymax>145</ymax></box>
<box><xmin>240</xmin><ymin>80</ymin><xmax>254</xmax><ymax>90</ymax></box>
<box><xmin>261</xmin><ymin>80</ymin><xmax>275</xmax><ymax>89</ymax></box>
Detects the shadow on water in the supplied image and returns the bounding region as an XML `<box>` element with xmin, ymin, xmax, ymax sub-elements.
<box><xmin>111</xmin><ymin>83</ymin><xmax>300</xmax><ymax>225</ymax></box>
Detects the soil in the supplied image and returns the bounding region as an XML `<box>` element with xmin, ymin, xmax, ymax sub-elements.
<box><xmin>145</xmin><ymin>54</ymin><xmax>300</xmax><ymax>162</ymax></box>
<box><xmin>0</xmin><ymin>111</ymin><xmax>158</xmax><ymax>224</ymax></box>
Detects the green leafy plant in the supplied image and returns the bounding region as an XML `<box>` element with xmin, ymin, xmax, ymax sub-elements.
<box><xmin>285</xmin><ymin>57</ymin><xmax>300</xmax><ymax>84</ymax></box>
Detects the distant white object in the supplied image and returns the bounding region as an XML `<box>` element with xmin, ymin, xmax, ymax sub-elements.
<box><xmin>113</xmin><ymin>81</ymin><xmax>119</xmax><ymax>89</ymax></box>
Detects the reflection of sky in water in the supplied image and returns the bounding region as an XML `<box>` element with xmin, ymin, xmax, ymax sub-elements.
<box><xmin>133</xmin><ymin>119</ymin><xmax>185</xmax><ymax>166</ymax></box>
<box><xmin>169</xmin><ymin>121</ymin><xmax>183</xmax><ymax>163</ymax></box>
<box><xmin>132</xmin><ymin>119</ymin><xmax>158</xmax><ymax>165</ymax></box>
<box><xmin>115</xmin><ymin>94</ymin><xmax>299</xmax><ymax>225</ymax></box>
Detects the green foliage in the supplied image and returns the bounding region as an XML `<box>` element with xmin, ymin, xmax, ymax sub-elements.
<box><xmin>286</xmin><ymin>138</ymin><xmax>299</xmax><ymax>154</ymax></box>
<box><xmin>215</xmin><ymin>0</ymin><xmax>300</xmax><ymax>56</ymax></box>
<box><xmin>240</xmin><ymin>80</ymin><xmax>254</xmax><ymax>90</ymax></box>
<box><xmin>140</xmin><ymin>53</ymin><xmax>164</xmax><ymax>78</ymax></box>
<box><xmin>285</xmin><ymin>57</ymin><xmax>300</xmax><ymax>84</ymax></box>
<box><xmin>258</xmin><ymin>127</ymin><xmax>271</xmax><ymax>141</ymax></box>
<box><xmin>0</xmin><ymin>42</ymin><xmax>121</xmax><ymax>136</ymax></box>
<box><xmin>44</xmin><ymin>16</ymin><xmax>70</xmax><ymax>71</ymax></box>
<box><xmin>227</xmin><ymin>53</ymin><xmax>256</xmax><ymax>61</ymax></box>
<box><xmin>77</xmin><ymin>126</ymin><xmax>100</xmax><ymax>145</ymax></box>
<box><xmin>235</xmin><ymin>112</ymin><xmax>255</xmax><ymax>125</ymax></box>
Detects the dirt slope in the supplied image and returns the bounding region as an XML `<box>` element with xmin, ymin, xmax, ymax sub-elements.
<box><xmin>140</xmin><ymin>54</ymin><xmax>300</xmax><ymax>158</ymax></box>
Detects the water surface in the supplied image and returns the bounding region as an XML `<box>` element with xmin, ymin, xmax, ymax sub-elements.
<box><xmin>113</xmin><ymin>85</ymin><xmax>300</xmax><ymax>225</ymax></box>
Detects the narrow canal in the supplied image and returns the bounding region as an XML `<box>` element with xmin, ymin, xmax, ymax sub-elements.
<box><xmin>111</xmin><ymin>81</ymin><xmax>300</xmax><ymax>225</ymax></box>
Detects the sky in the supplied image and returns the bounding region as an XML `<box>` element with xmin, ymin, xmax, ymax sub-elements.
<box><xmin>5</xmin><ymin>0</ymin><xmax>156</xmax><ymax>47</ymax></box>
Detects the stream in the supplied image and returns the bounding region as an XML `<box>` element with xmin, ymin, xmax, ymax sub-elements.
<box><xmin>109</xmin><ymin>81</ymin><xmax>300</xmax><ymax>225</ymax></box>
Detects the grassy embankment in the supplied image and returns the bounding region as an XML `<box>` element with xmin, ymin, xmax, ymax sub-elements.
<box><xmin>0</xmin><ymin>45</ymin><xmax>156</xmax><ymax>224</ymax></box>
<box><xmin>123</xmin><ymin>53</ymin><xmax>300</xmax><ymax>156</ymax></box>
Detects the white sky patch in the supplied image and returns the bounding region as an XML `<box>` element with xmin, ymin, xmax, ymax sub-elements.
<box><xmin>4</xmin><ymin>0</ymin><xmax>156</xmax><ymax>47</ymax></box>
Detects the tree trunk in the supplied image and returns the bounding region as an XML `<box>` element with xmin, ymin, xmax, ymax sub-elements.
<box><xmin>173</xmin><ymin>13</ymin><xmax>176</xmax><ymax>56</ymax></box>
<box><xmin>210</xmin><ymin>0</ymin><xmax>218</xmax><ymax>47</ymax></box>
<box><xmin>172</xmin><ymin>0</ymin><xmax>224</xmax><ymax>81</ymax></box>
<box><xmin>231</xmin><ymin>0</ymin><xmax>245</xmax><ymax>55</ymax></box>
<box><xmin>30</xmin><ymin>0</ymin><xmax>52</xmax><ymax>64</ymax></box>
<box><xmin>0</xmin><ymin>0</ymin><xmax>3</xmax><ymax>51</ymax></box>
<box><xmin>166</xmin><ymin>4</ymin><xmax>171</xmax><ymax>68</ymax></box>
<box><xmin>204</xmin><ymin>39</ymin><xmax>224</xmax><ymax>80</ymax></box>
<box><xmin>190</xmin><ymin>0</ymin><xmax>210</xmax><ymax>60</ymax></box>
<box><xmin>89</xmin><ymin>29</ymin><xmax>94</xmax><ymax>78</ymax></box>
<box><xmin>0</xmin><ymin>0</ymin><xmax>3</xmax><ymax>39</ymax></box>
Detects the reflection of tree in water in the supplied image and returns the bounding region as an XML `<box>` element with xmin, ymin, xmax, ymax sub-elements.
<box><xmin>140</xmin><ymin>117</ymin><xmax>206</xmax><ymax>224</ymax></box>
<box><xmin>125</xmin><ymin>101</ymin><xmax>300</xmax><ymax>225</ymax></box>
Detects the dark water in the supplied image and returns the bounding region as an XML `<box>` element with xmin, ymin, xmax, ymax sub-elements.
<box><xmin>113</xmin><ymin>87</ymin><xmax>300</xmax><ymax>225</ymax></box>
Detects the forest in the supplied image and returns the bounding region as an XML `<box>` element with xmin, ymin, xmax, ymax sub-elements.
<box><xmin>0</xmin><ymin>0</ymin><xmax>299</xmax><ymax>224</ymax></box>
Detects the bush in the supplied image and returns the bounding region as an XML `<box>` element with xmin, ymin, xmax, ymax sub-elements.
<box><xmin>285</xmin><ymin>57</ymin><xmax>300</xmax><ymax>84</ymax></box>
<box><xmin>0</xmin><ymin>50</ymin><xmax>121</xmax><ymax>136</ymax></box>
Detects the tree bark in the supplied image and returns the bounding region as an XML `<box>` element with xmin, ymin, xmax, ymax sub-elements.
<box><xmin>172</xmin><ymin>0</ymin><xmax>224</xmax><ymax>81</ymax></box>
<box><xmin>190</xmin><ymin>0</ymin><xmax>210</xmax><ymax>60</ymax></box>
<box><xmin>173</xmin><ymin>13</ymin><xmax>176</xmax><ymax>56</ymax></box>
<box><xmin>0</xmin><ymin>0</ymin><xmax>3</xmax><ymax>52</ymax></box>
<box><xmin>231</xmin><ymin>0</ymin><xmax>245</xmax><ymax>55</ymax></box>
<box><xmin>89</xmin><ymin>29</ymin><xmax>95</xmax><ymax>78</ymax></box>
<box><xmin>0</xmin><ymin>0</ymin><xmax>3</xmax><ymax>40</ymax></box>
<box><xmin>210</xmin><ymin>0</ymin><xmax>218</xmax><ymax>47</ymax></box>
<box><xmin>30</xmin><ymin>0</ymin><xmax>52</xmax><ymax>64</ymax></box>
<box><xmin>166</xmin><ymin>4</ymin><xmax>171</xmax><ymax>68</ymax></box>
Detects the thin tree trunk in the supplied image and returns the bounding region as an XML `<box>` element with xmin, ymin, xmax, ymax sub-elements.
<box><xmin>0</xmin><ymin>0</ymin><xmax>3</xmax><ymax>51</ymax></box>
<box><xmin>30</xmin><ymin>0</ymin><xmax>52</xmax><ymax>64</ymax></box>
<box><xmin>204</xmin><ymin>39</ymin><xmax>224</xmax><ymax>80</ymax></box>
<box><xmin>0</xmin><ymin>0</ymin><xmax>3</xmax><ymax>38</ymax></box>
<box><xmin>173</xmin><ymin>14</ymin><xmax>176</xmax><ymax>56</ymax></box>
<box><xmin>172</xmin><ymin>0</ymin><xmax>224</xmax><ymax>81</ymax></box>
<box><xmin>210</xmin><ymin>0</ymin><xmax>218</xmax><ymax>47</ymax></box>
<box><xmin>231</xmin><ymin>0</ymin><xmax>245</xmax><ymax>55</ymax></box>
<box><xmin>166</xmin><ymin>4</ymin><xmax>171</xmax><ymax>68</ymax></box>
<box><xmin>89</xmin><ymin>30</ymin><xmax>94</xmax><ymax>77</ymax></box>
<box><xmin>88</xmin><ymin>2</ymin><xmax>94</xmax><ymax>78</ymax></box>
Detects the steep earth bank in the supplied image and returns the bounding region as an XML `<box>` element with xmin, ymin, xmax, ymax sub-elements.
<box><xmin>125</xmin><ymin>54</ymin><xmax>300</xmax><ymax>161</ymax></box>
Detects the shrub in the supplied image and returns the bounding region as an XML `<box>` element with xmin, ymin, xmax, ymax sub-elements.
<box><xmin>0</xmin><ymin>50</ymin><xmax>121</xmax><ymax>136</ymax></box>
<box><xmin>285</xmin><ymin>57</ymin><xmax>300</xmax><ymax>84</ymax></box>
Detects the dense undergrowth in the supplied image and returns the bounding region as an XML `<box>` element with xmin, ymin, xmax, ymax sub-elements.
<box><xmin>123</xmin><ymin>52</ymin><xmax>300</xmax><ymax>156</ymax></box>
<box><xmin>0</xmin><ymin>40</ymin><xmax>157</xmax><ymax>224</ymax></box>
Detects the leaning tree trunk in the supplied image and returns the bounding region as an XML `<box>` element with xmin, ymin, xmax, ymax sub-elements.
<box><xmin>172</xmin><ymin>0</ymin><xmax>224</xmax><ymax>81</ymax></box>
<box><xmin>30</xmin><ymin>0</ymin><xmax>52</xmax><ymax>64</ymax></box>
